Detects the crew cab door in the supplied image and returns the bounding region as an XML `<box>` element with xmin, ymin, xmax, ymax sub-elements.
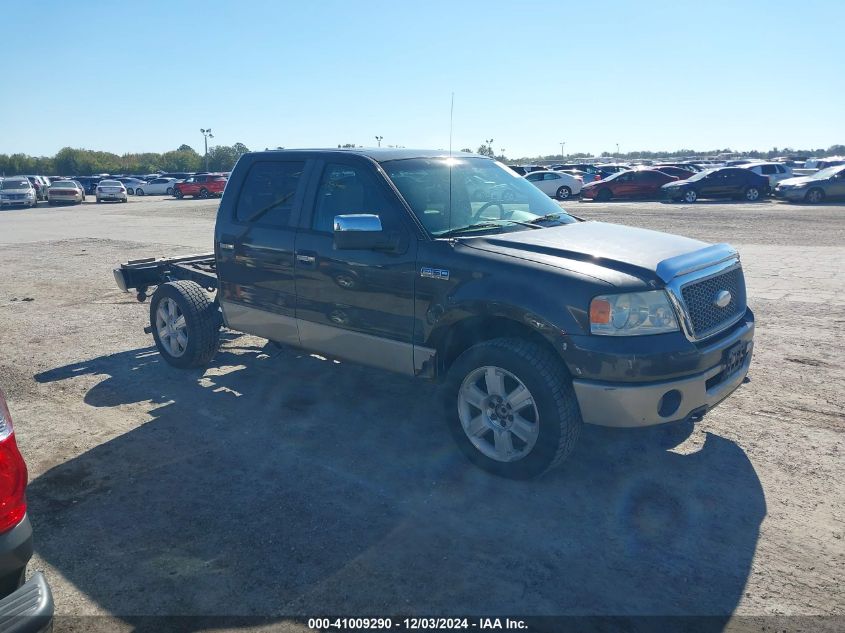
<box><xmin>293</xmin><ymin>159</ymin><xmax>419</xmax><ymax>375</ymax></box>
<box><xmin>215</xmin><ymin>159</ymin><xmax>311</xmax><ymax>346</ymax></box>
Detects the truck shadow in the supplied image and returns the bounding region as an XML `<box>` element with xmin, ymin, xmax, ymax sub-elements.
<box><xmin>31</xmin><ymin>339</ymin><xmax>765</xmax><ymax>630</ymax></box>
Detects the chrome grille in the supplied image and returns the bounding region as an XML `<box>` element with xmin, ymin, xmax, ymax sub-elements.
<box><xmin>680</xmin><ymin>267</ymin><xmax>746</xmax><ymax>338</ymax></box>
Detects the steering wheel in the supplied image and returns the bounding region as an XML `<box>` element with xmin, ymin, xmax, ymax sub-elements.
<box><xmin>472</xmin><ymin>201</ymin><xmax>507</xmax><ymax>222</ymax></box>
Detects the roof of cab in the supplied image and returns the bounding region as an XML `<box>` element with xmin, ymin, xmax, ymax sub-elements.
<box><xmin>243</xmin><ymin>148</ymin><xmax>484</xmax><ymax>163</ymax></box>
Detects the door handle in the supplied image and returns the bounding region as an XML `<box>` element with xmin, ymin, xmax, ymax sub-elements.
<box><xmin>296</xmin><ymin>251</ymin><xmax>317</xmax><ymax>267</ymax></box>
<box><xmin>219</xmin><ymin>242</ymin><xmax>234</xmax><ymax>250</ymax></box>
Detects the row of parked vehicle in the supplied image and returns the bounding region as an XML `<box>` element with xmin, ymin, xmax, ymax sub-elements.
<box><xmin>514</xmin><ymin>159</ymin><xmax>845</xmax><ymax>204</ymax></box>
<box><xmin>0</xmin><ymin>172</ymin><xmax>230</xmax><ymax>208</ymax></box>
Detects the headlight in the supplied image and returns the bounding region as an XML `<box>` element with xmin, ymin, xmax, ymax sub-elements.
<box><xmin>590</xmin><ymin>290</ymin><xmax>679</xmax><ymax>336</ymax></box>
<box><xmin>25</xmin><ymin>192</ymin><xmax>34</xmax><ymax>198</ymax></box>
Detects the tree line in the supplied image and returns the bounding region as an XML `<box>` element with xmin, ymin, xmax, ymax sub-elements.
<box><xmin>0</xmin><ymin>143</ymin><xmax>251</xmax><ymax>176</ymax></box>
<box><xmin>2</xmin><ymin>143</ymin><xmax>843</xmax><ymax>176</ymax></box>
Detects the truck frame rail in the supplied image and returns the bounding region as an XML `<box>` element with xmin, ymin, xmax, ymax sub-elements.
<box><xmin>113</xmin><ymin>253</ymin><xmax>217</xmax><ymax>300</ymax></box>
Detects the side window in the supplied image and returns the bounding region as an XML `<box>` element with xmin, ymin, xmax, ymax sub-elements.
<box><xmin>526</xmin><ymin>173</ymin><xmax>542</xmax><ymax>182</ymax></box>
<box><xmin>312</xmin><ymin>163</ymin><xmax>397</xmax><ymax>233</ymax></box>
<box><xmin>185</xmin><ymin>177</ymin><xmax>195</xmax><ymax>184</ymax></box>
<box><xmin>544</xmin><ymin>173</ymin><xmax>560</xmax><ymax>181</ymax></box>
<box><xmin>760</xmin><ymin>165</ymin><xmax>775</xmax><ymax>175</ymax></box>
<box><xmin>235</xmin><ymin>161</ymin><xmax>304</xmax><ymax>227</ymax></box>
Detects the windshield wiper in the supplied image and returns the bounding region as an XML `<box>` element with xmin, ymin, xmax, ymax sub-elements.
<box><xmin>438</xmin><ymin>219</ymin><xmax>541</xmax><ymax>238</ymax></box>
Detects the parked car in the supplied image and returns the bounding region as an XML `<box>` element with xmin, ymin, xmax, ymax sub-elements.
<box><xmin>70</xmin><ymin>180</ymin><xmax>87</xmax><ymax>201</ymax></box>
<box><xmin>0</xmin><ymin>177</ymin><xmax>38</xmax><ymax>208</ymax></box>
<box><xmin>173</xmin><ymin>173</ymin><xmax>227</xmax><ymax>199</ymax></box>
<box><xmin>524</xmin><ymin>170</ymin><xmax>582</xmax><ymax>200</ymax></box>
<box><xmin>113</xmin><ymin>148</ymin><xmax>754</xmax><ymax>479</ymax></box>
<box><xmin>135</xmin><ymin>177</ymin><xmax>181</xmax><ymax>196</ymax></box>
<box><xmin>0</xmin><ymin>389</ymin><xmax>55</xmax><ymax>629</ymax></box>
<box><xmin>47</xmin><ymin>180</ymin><xmax>84</xmax><ymax>205</ymax></box>
<box><xmin>773</xmin><ymin>165</ymin><xmax>845</xmax><ymax>203</ymax></box>
<box><xmin>656</xmin><ymin>163</ymin><xmax>702</xmax><ymax>173</ymax></box>
<box><xmin>114</xmin><ymin>177</ymin><xmax>147</xmax><ymax>195</ymax></box>
<box><xmin>581</xmin><ymin>169</ymin><xmax>677</xmax><ymax>201</ymax></box>
<box><xmin>159</xmin><ymin>172</ymin><xmax>195</xmax><ymax>181</ymax></box>
<box><xmin>22</xmin><ymin>176</ymin><xmax>50</xmax><ymax>201</ymax></box>
<box><xmin>74</xmin><ymin>176</ymin><xmax>103</xmax><ymax>195</ymax></box>
<box><xmin>793</xmin><ymin>157</ymin><xmax>845</xmax><ymax>177</ymax></box>
<box><xmin>95</xmin><ymin>179</ymin><xmax>128</xmax><ymax>203</ymax></box>
<box><xmin>743</xmin><ymin>162</ymin><xmax>793</xmax><ymax>188</ymax></box>
<box><xmin>649</xmin><ymin>166</ymin><xmax>693</xmax><ymax>180</ymax></box>
<box><xmin>662</xmin><ymin>167</ymin><xmax>769</xmax><ymax>203</ymax></box>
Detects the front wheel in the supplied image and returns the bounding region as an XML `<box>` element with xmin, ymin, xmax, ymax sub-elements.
<box><xmin>136</xmin><ymin>188</ymin><xmax>144</xmax><ymax>196</ymax></box>
<box><xmin>683</xmin><ymin>189</ymin><xmax>698</xmax><ymax>203</ymax></box>
<box><xmin>596</xmin><ymin>188</ymin><xmax>612</xmax><ymax>201</ymax></box>
<box><xmin>198</xmin><ymin>188</ymin><xmax>210</xmax><ymax>199</ymax></box>
<box><xmin>555</xmin><ymin>186</ymin><xmax>572</xmax><ymax>200</ymax></box>
<box><xmin>805</xmin><ymin>188</ymin><xmax>825</xmax><ymax>204</ymax></box>
<box><xmin>150</xmin><ymin>281</ymin><xmax>220</xmax><ymax>369</ymax></box>
<box><xmin>174</xmin><ymin>189</ymin><xmax>183</xmax><ymax>199</ymax></box>
<box><xmin>442</xmin><ymin>338</ymin><xmax>582</xmax><ymax>479</ymax></box>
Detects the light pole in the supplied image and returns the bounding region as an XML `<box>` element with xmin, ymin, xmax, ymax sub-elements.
<box><xmin>616</xmin><ymin>143</ymin><xmax>620</xmax><ymax>157</ymax></box>
<box><xmin>375</xmin><ymin>135</ymin><xmax>383</xmax><ymax>147</ymax></box>
<box><xmin>200</xmin><ymin>128</ymin><xmax>214</xmax><ymax>171</ymax></box>
<box><xmin>559</xmin><ymin>141</ymin><xmax>566</xmax><ymax>157</ymax></box>
<box><xmin>485</xmin><ymin>138</ymin><xmax>494</xmax><ymax>156</ymax></box>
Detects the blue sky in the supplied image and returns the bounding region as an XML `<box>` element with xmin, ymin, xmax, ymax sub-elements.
<box><xmin>2</xmin><ymin>0</ymin><xmax>842</xmax><ymax>158</ymax></box>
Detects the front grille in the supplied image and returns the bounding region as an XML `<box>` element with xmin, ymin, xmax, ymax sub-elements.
<box><xmin>680</xmin><ymin>267</ymin><xmax>746</xmax><ymax>338</ymax></box>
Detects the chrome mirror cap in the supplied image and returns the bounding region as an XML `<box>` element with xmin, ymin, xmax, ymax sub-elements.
<box><xmin>334</xmin><ymin>214</ymin><xmax>383</xmax><ymax>232</ymax></box>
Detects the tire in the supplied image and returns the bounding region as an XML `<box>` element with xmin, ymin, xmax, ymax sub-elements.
<box><xmin>127</xmin><ymin>188</ymin><xmax>134</xmax><ymax>195</ymax></box>
<box><xmin>596</xmin><ymin>188</ymin><xmax>612</xmax><ymax>201</ymax></box>
<box><xmin>174</xmin><ymin>189</ymin><xmax>183</xmax><ymax>199</ymax></box>
<box><xmin>442</xmin><ymin>338</ymin><xmax>582</xmax><ymax>479</ymax></box>
<box><xmin>96</xmin><ymin>198</ymin><xmax>102</xmax><ymax>203</ymax></box>
<box><xmin>136</xmin><ymin>188</ymin><xmax>144</xmax><ymax>196</ymax></box>
<box><xmin>683</xmin><ymin>189</ymin><xmax>698</xmax><ymax>203</ymax></box>
<box><xmin>555</xmin><ymin>186</ymin><xmax>572</xmax><ymax>201</ymax></box>
<box><xmin>744</xmin><ymin>187</ymin><xmax>760</xmax><ymax>202</ymax></box>
<box><xmin>198</xmin><ymin>188</ymin><xmax>210</xmax><ymax>199</ymax></box>
<box><xmin>805</xmin><ymin>188</ymin><xmax>825</xmax><ymax>204</ymax></box>
<box><xmin>149</xmin><ymin>281</ymin><xmax>220</xmax><ymax>369</ymax></box>
<box><xmin>166</xmin><ymin>187</ymin><xmax>173</xmax><ymax>195</ymax></box>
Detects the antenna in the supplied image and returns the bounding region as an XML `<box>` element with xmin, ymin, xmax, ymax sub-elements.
<box><xmin>449</xmin><ymin>92</ymin><xmax>454</xmax><ymax>157</ymax></box>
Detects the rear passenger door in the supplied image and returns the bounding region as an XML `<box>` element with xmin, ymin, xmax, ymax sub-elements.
<box><xmin>293</xmin><ymin>160</ymin><xmax>419</xmax><ymax>375</ymax></box>
<box><xmin>216</xmin><ymin>159</ymin><xmax>310</xmax><ymax>346</ymax></box>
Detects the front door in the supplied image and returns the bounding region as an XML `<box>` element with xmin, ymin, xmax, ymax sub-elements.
<box><xmin>216</xmin><ymin>159</ymin><xmax>310</xmax><ymax>346</ymax></box>
<box><xmin>294</xmin><ymin>160</ymin><xmax>419</xmax><ymax>375</ymax></box>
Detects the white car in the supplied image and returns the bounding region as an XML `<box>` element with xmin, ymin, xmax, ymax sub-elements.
<box><xmin>524</xmin><ymin>170</ymin><xmax>582</xmax><ymax>200</ymax></box>
<box><xmin>0</xmin><ymin>177</ymin><xmax>38</xmax><ymax>208</ymax></box>
<box><xmin>135</xmin><ymin>177</ymin><xmax>181</xmax><ymax>196</ymax></box>
<box><xmin>743</xmin><ymin>162</ymin><xmax>793</xmax><ymax>188</ymax></box>
<box><xmin>95</xmin><ymin>179</ymin><xmax>127</xmax><ymax>203</ymax></box>
<box><xmin>47</xmin><ymin>180</ymin><xmax>84</xmax><ymax>205</ymax></box>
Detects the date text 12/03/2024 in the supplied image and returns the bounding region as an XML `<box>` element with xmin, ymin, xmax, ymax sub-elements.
<box><xmin>307</xmin><ymin>618</ymin><xmax>528</xmax><ymax>630</ymax></box>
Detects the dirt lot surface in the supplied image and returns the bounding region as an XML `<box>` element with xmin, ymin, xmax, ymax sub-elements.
<box><xmin>0</xmin><ymin>195</ymin><xmax>842</xmax><ymax>631</ymax></box>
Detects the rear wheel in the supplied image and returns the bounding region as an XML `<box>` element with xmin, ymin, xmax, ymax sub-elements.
<box><xmin>166</xmin><ymin>187</ymin><xmax>173</xmax><ymax>195</ymax></box>
<box><xmin>805</xmin><ymin>188</ymin><xmax>825</xmax><ymax>204</ymax></box>
<box><xmin>744</xmin><ymin>186</ymin><xmax>760</xmax><ymax>201</ymax></box>
<box><xmin>150</xmin><ymin>281</ymin><xmax>220</xmax><ymax>369</ymax></box>
<box><xmin>136</xmin><ymin>188</ymin><xmax>145</xmax><ymax>196</ymax></box>
<box><xmin>683</xmin><ymin>189</ymin><xmax>698</xmax><ymax>203</ymax></box>
<box><xmin>127</xmin><ymin>188</ymin><xmax>134</xmax><ymax>195</ymax></box>
<box><xmin>442</xmin><ymin>338</ymin><xmax>582</xmax><ymax>479</ymax></box>
<box><xmin>555</xmin><ymin>186</ymin><xmax>572</xmax><ymax>200</ymax></box>
<box><xmin>198</xmin><ymin>188</ymin><xmax>210</xmax><ymax>199</ymax></box>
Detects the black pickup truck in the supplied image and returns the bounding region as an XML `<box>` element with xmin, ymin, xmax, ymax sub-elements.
<box><xmin>114</xmin><ymin>149</ymin><xmax>754</xmax><ymax>478</ymax></box>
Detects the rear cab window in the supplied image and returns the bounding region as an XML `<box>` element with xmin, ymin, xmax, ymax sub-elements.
<box><xmin>234</xmin><ymin>161</ymin><xmax>305</xmax><ymax>227</ymax></box>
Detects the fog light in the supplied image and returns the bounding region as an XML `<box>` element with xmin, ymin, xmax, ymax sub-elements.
<box><xmin>658</xmin><ymin>390</ymin><xmax>682</xmax><ymax>418</ymax></box>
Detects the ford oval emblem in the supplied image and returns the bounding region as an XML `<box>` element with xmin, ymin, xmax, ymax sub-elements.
<box><xmin>714</xmin><ymin>290</ymin><xmax>732</xmax><ymax>308</ymax></box>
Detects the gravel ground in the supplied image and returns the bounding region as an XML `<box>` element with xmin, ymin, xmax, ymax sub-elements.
<box><xmin>0</xmin><ymin>195</ymin><xmax>842</xmax><ymax>631</ymax></box>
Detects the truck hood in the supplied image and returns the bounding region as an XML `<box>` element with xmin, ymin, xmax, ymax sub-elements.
<box><xmin>462</xmin><ymin>221</ymin><xmax>731</xmax><ymax>285</ymax></box>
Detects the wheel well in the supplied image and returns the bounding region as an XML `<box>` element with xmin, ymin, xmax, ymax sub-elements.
<box><xmin>437</xmin><ymin>316</ymin><xmax>564</xmax><ymax>378</ymax></box>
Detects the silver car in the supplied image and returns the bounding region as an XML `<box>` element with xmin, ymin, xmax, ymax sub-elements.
<box><xmin>95</xmin><ymin>179</ymin><xmax>128</xmax><ymax>203</ymax></box>
<box><xmin>774</xmin><ymin>165</ymin><xmax>845</xmax><ymax>203</ymax></box>
<box><xmin>0</xmin><ymin>177</ymin><xmax>37</xmax><ymax>208</ymax></box>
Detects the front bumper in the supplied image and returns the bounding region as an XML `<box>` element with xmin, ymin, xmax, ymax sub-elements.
<box><xmin>0</xmin><ymin>199</ymin><xmax>35</xmax><ymax>207</ymax></box>
<box><xmin>0</xmin><ymin>573</ymin><xmax>54</xmax><ymax>633</ymax></box>
<box><xmin>570</xmin><ymin>315</ymin><xmax>754</xmax><ymax>428</ymax></box>
<box><xmin>773</xmin><ymin>187</ymin><xmax>807</xmax><ymax>200</ymax></box>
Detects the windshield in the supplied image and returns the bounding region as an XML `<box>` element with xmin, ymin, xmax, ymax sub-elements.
<box><xmin>99</xmin><ymin>180</ymin><xmax>121</xmax><ymax>186</ymax></box>
<box><xmin>381</xmin><ymin>157</ymin><xmax>576</xmax><ymax>237</ymax></box>
<box><xmin>52</xmin><ymin>181</ymin><xmax>77</xmax><ymax>188</ymax></box>
<box><xmin>1</xmin><ymin>179</ymin><xmax>30</xmax><ymax>190</ymax></box>
<box><xmin>686</xmin><ymin>168</ymin><xmax>717</xmax><ymax>182</ymax></box>
<box><xmin>810</xmin><ymin>165</ymin><xmax>845</xmax><ymax>180</ymax></box>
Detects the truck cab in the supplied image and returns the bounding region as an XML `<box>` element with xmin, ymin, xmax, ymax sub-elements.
<box><xmin>115</xmin><ymin>149</ymin><xmax>754</xmax><ymax>478</ymax></box>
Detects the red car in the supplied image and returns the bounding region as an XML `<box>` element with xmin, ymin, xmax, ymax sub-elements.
<box><xmin>581</xmin><ymin>169</ymin><xmax>678</xmax><ymax>201</ymax></box>
<box><xmin>173</xmin><ymin>173</ymin><xmax>228</xmax><ymax>199</ymax></box>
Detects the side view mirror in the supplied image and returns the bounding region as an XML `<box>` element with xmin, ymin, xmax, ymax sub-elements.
<box><xmin>333</xmin><ymin>214</ymin><xmax>400</xmax><ymax>251</ymax></box>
